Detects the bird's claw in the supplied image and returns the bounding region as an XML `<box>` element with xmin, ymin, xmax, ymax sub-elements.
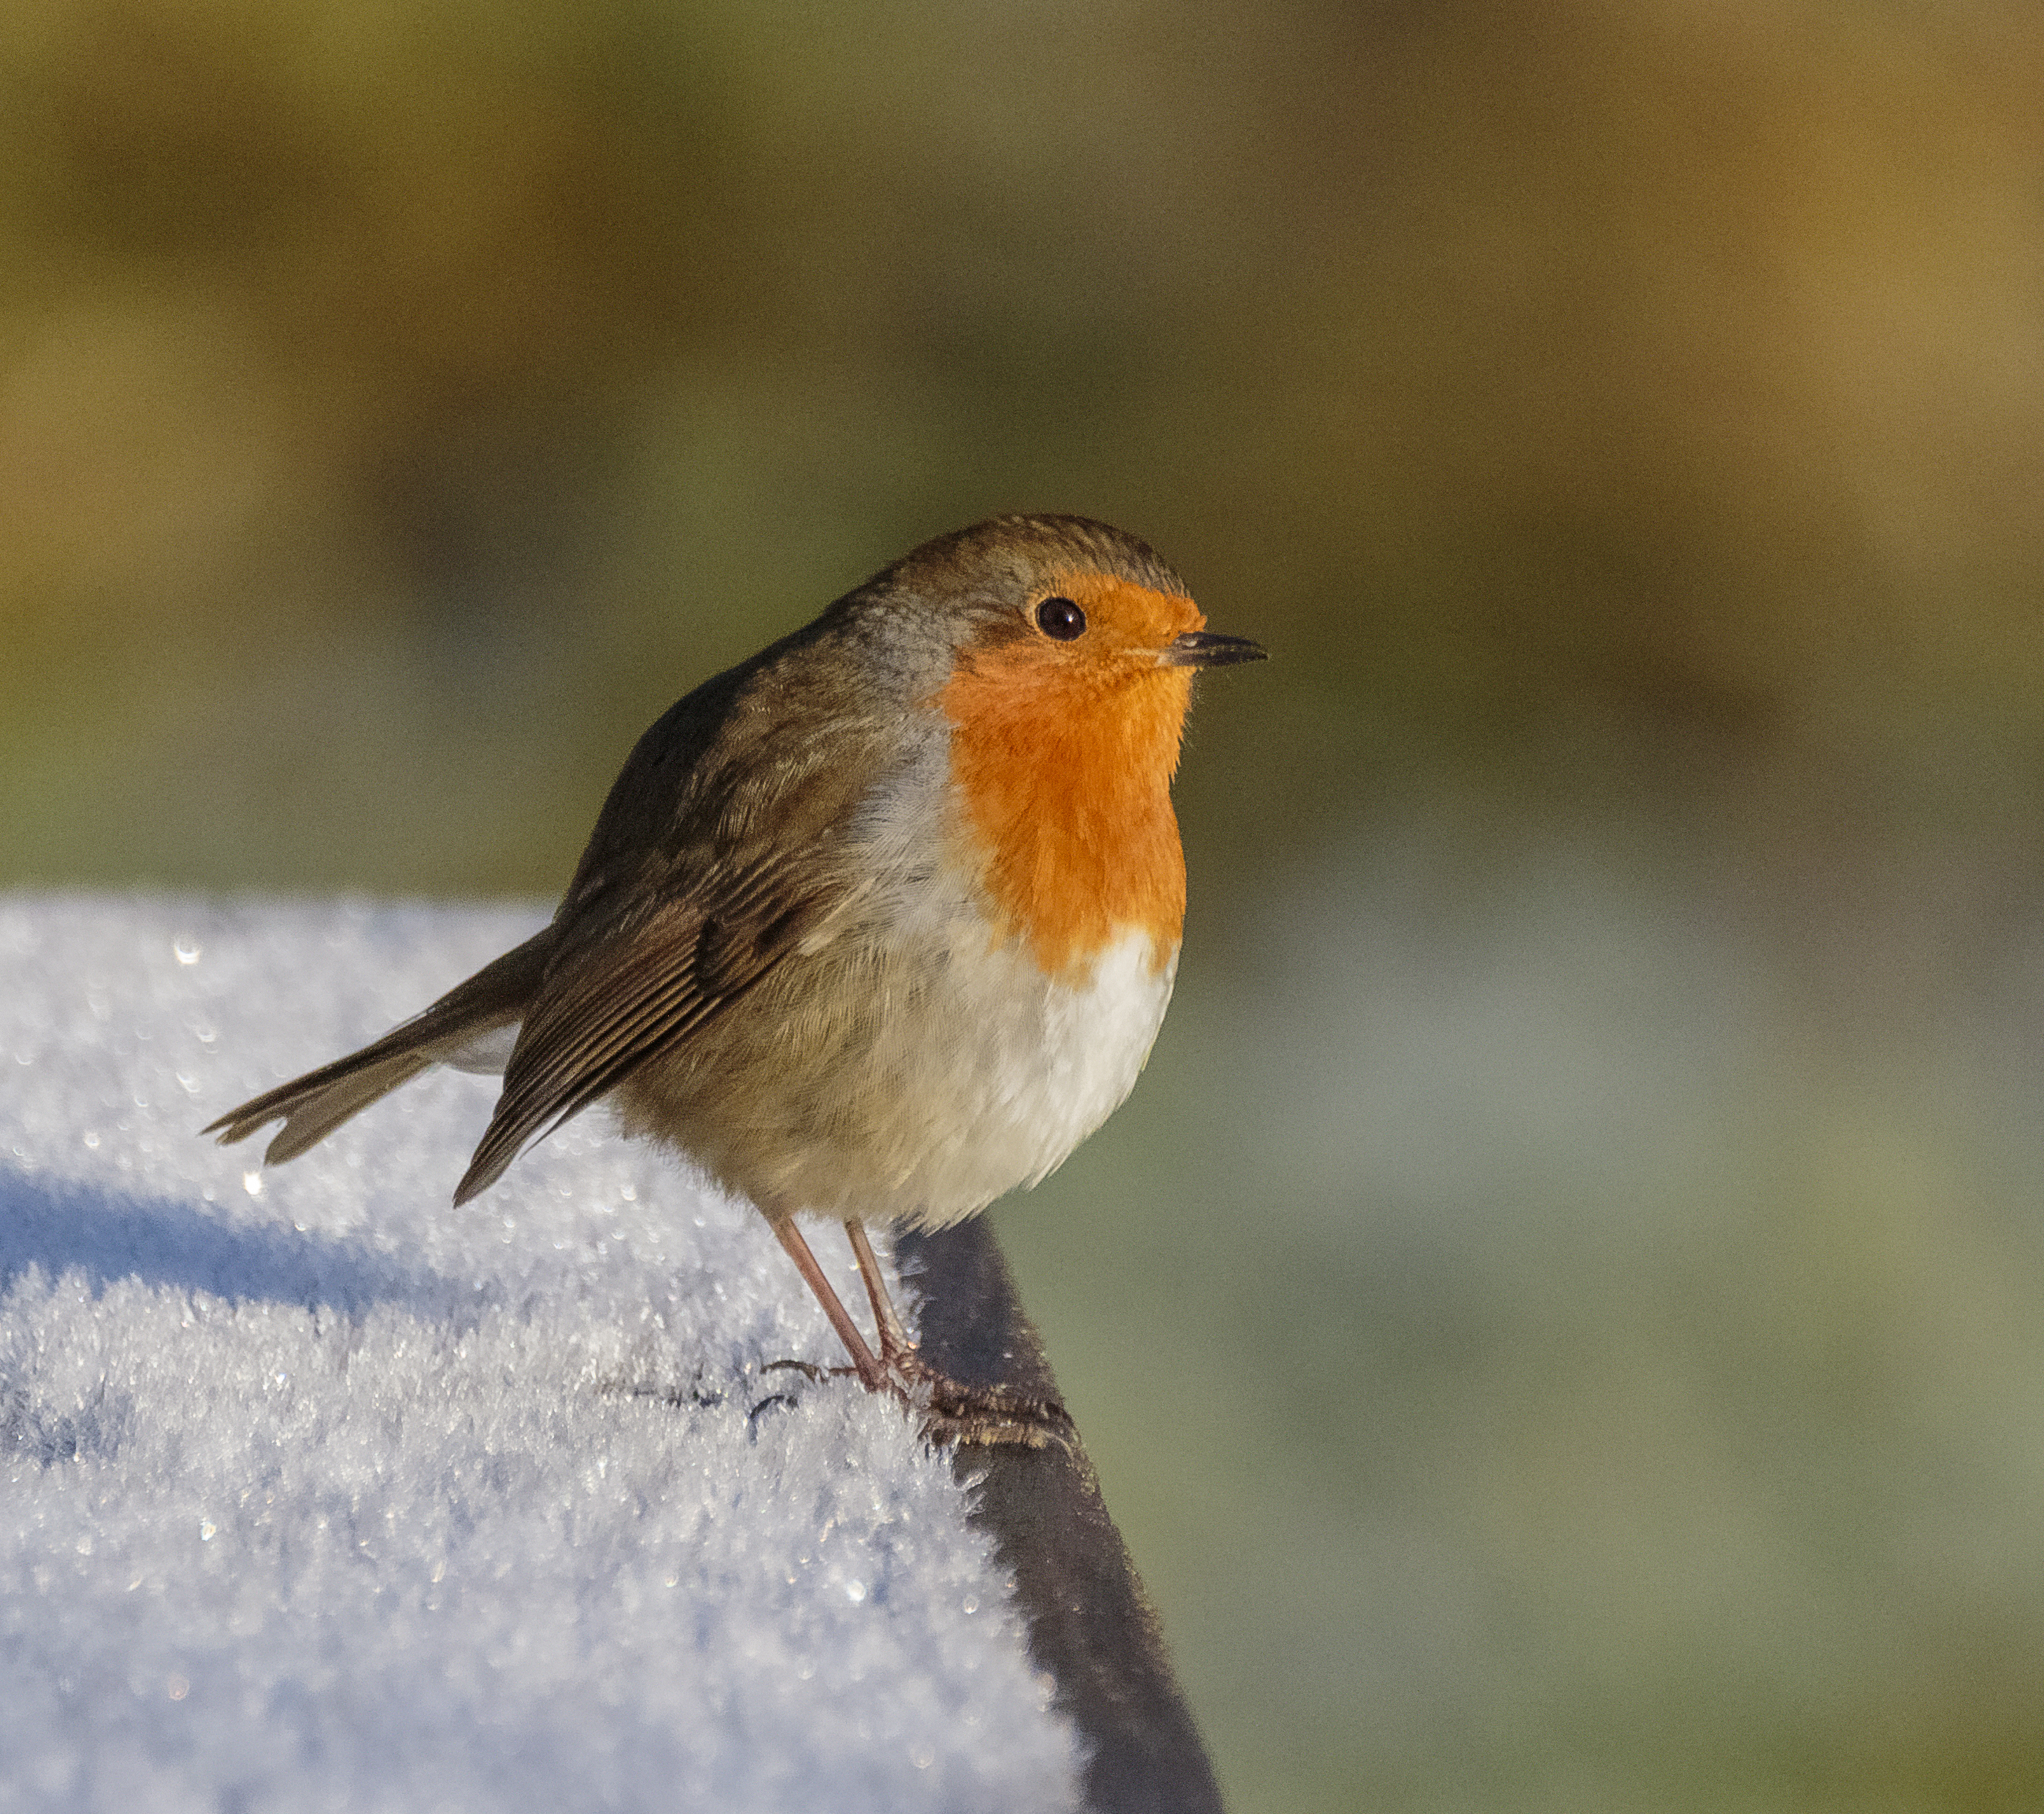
<box><xmin>883</xmin><ymin>1348</ymin><xmax>1076</xmax><ymax>1453</ymax></box>
<box><xmin>758</xmin><ymin>1349</ymin><xmax>1075</xmax><ymax>1451</ymax></box>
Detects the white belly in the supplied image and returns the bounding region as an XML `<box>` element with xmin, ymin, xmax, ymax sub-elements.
<box><xmin>855</xmin><ymin>920</ymin><xmax>1179</xmax><ymax>1228</ymax></box>
<box><xmin>617</xmin><ymin>892</ymin><xmax>1180</xmax><ymax>1231</ymax></box>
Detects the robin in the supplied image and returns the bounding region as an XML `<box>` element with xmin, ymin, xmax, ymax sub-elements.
<box><xmin>207</xmin><ymin>514</ymin><xmax>1263</xmax><ymax>1443</ymax></box>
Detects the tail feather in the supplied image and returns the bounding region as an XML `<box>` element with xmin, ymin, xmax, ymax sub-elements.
<box><xmin>205</xmin><ymin>923</ymin><xmax>555</xmax><ymax>1167</ymax></box>
<box><xmin>244</xmin><ymin>1051</ymin><xmax>438</xmax><ymax>1165</ymax></box>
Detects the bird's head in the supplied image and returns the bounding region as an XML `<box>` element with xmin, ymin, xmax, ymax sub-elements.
<box><xmin>858</xmin><ymin>515</ymin><xmax>1264</xmax><ymax>977</ymax></box>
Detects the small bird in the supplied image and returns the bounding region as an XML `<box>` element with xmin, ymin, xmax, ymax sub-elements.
<box><xmin>207</xmin><ymin>514</ymin><xmax>1263</xmax><ymax>1441</ymax></box>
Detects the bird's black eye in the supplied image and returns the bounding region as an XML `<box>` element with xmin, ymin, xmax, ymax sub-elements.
<box><xmin>1035</xmin><ymin>596</ymin><xmax>1086</xmax><ymax>640</ymax></box>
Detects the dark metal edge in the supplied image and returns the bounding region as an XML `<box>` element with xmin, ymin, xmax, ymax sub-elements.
<box><xmin>896</xmin><ymin>1221</ymin><xmax>1225</xmax><ymax>1814</ymax></box>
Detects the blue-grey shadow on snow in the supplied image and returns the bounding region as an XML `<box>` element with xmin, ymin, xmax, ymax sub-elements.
<box><xmin>0</xmin><ymin>1165</ymin><xmax>476</xmax><ymax>1319</ymax></box>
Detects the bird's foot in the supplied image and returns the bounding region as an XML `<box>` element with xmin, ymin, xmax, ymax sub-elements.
<box><xmin>881</xmin><ymin>1346</ymin><xmax>1075</xmax><ymax>1452</ymax></box>
<box><xmin>759</xmin><ymin>1350</ymin><xmax>1073</xmax><ymax>1450</ymax></box>
<box><xmin>759</xmin><ymin>1357</ymin><xmax>843</xmax><ymax>1384</ymax></box>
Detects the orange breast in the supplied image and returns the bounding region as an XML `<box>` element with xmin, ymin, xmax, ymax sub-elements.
<box><xmin>938</xmin><ymin>574</ymin><xmax>1201</xmax><ymax>980</ymax></box>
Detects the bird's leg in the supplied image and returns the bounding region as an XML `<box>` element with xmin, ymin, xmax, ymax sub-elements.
<box><xmin>770</xmin><ymin>1217</ymin><xmax>886</xmax><ymax>1392</ymax></box>
<box><xmin>843</xmin><ymin>1219</ymin><xmax>915</xmax><ymax>1366</ymax></box>
<box><xmin>769</xmin><ymin>1214</ymin><xmax>1072</xmax><ymax>1450</ymax></box>
<box><xmin>841</xmin><ymin>1219</ymin><xmax>1075</xmax><ymax>1451</ymax></box>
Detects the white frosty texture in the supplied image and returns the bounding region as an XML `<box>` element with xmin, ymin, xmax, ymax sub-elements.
<box><xmin>0</xmin><ymin>896</ymin><xmax>1081</xmax><ymax>1814</ymax></box>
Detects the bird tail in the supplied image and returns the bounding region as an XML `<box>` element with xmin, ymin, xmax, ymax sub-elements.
<box><xmin>204</xmin><ymin>926</ymin><xmax>555</xmax><ymax>1167</ymax></box>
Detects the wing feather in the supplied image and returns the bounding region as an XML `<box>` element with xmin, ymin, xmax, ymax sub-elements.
<box><xmin>452</xmin><ymin>857</ymin><xmax>845</xmax><ymax>1203</ymax></box>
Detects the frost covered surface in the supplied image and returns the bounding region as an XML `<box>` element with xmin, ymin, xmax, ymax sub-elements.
<box><xmin>0</xmin><ymin>895</ymin><xmax>1081</xmax><ymax>1813</ymax></box>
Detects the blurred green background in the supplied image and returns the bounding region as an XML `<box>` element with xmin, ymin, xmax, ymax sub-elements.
<box><xmin>8</xmin><ymin>1</ymin><xmax>2044</xmax><ymax>1807</ymax></box>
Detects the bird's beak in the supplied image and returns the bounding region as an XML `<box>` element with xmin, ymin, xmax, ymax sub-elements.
<box><xmin>1160</xmin><ymin>630</ymin><xmax>1267</xmax><ymax>668</ymax></box>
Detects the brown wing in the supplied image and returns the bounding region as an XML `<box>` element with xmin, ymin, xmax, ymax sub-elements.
<box><xmin>212</xmin><ymin>587</ymin><xmax>909</xmax><ymax>1191</ymax></box>
<box><xmin>451</xmin><ymin>848</ymin><xmax>849</xmax><ymax>1205</ymax></box>
<box><xmin>442</xmin><ymin>601</ymin><xmax>924</xmax><ymax>1205</ymax></box>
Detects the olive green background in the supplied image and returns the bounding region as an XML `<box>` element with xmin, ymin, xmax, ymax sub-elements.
<box><xmin>7</xmin><ymin>4</ymin><xmax>2044</xmax><ymax>1809</ymax></box>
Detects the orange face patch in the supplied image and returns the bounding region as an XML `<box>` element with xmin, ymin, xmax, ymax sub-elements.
<box><xmin>937</xmin><ymin>572</ymin><xmax>1204</xmax><ymax>978</ymax></box>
